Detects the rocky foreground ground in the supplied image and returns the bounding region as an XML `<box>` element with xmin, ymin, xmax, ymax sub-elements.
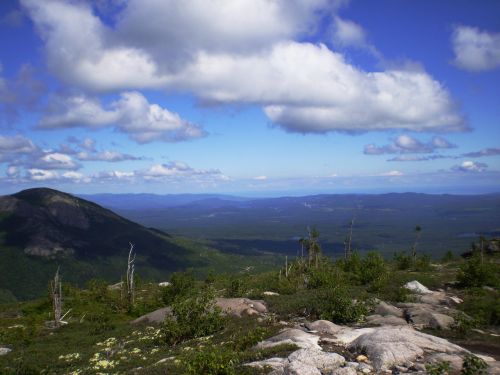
<box><xmin>227</xmin><ymin>280</ymin><xmax>499</xmax><ymax>374</ymax></box>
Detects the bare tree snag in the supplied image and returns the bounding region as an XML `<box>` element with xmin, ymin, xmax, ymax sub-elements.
<box><xmin>51</xmin><ymin>267</ymin><xmax>62</xmax><ymax>328</ymax></box>
<box><xmin>126</xmin><ymin>242</ymin><xmax>136</xmax><ymax>307</ymax></box>
<box><xmin>347</xmin><ymin>217</ymin><xmax>355</xmax><ymax>259</ymax></box>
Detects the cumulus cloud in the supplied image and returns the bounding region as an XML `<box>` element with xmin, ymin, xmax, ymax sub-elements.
<box><xmin>452</xmin><ymin>26</ymin><xmax>500</xmax><ymax>71</ymax></box>
<box><xmin>452</xmin><ymin>160</ymin><xmax>487</xmax><ymax>172</ymax></box>
<box><xmin>32</xmin><ymin>152</ymin><xmax>79</xmax><ymax>170</ymax></box>
<box><xmin>22</xmin><ymin>0</ymin><xmax>467</xmax><ymax>134</ymax></box>
<box><xmin>140</xmin><ymin>161</ymin><xmax>226</xmax><ymax>180</ymax></box>
<box><xmin>76</xmin><ymin>150</ymin><xmax>141</xmax><ymax>162</ymax></box>
<box><xmin>364</xmin><ymin>135</ymin><xmax>456</xmax><ymax>155</ymax></box>
<box><xmin>6</xmin><ymin>166</ymin><xmax>20</xmax><ymax>178</ymax></box>
<box><xmin>388</xmin><ymin>155</ymin><xmax>449</xmax><ymax>162</ymax></box>
<box><xmin>38</xmin><ymin>92</ymin><xmax>206</xmax><ymax>143</ymax></box>
<box><xmin>461</xmin><ymin>148</ymin><xmax>500</xmax><ymax>158</ymax></box>
<box><xmin>379</xmin><ymin>170</ymin><xmax>404</xmax><ymax>177</ymax></box>
<box><xmin>90</xmin><ymin>161</ymin><xmax>228</xmax><ymax>185</ymax></box>
<box><xmin>330</xmin><ymin>15</ymin><xmax>379</xmax><ymax>56</ymax></box>
<box><xmin>0</xmin><ymin>134</ymin><xmax>37</xmax><ymax>155</ymax></box>
<box><xmin>27</xmin><ymin>168</ymin><xmax>59</xmax><ymax>181</ymax></box>
<box><xmin>0</xmin><ymin>63</ymin><xmax>45</xmax><ymax>123</ymax></box>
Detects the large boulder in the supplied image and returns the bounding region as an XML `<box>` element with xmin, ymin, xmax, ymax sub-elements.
<box><xmin>255</xmin><ymin>328</ymin><xmax>321</xmax><ymax>351</ymax></box>
<box><xmin>249</xmin><ymin>337</ymin><xmax>345</xmax><ymax>374</ymax></box>
<box><xmin>304</xmin><ymin>320</ymin><xmax>344</xmax><ymax>335</ymax></box>
<box><xmin>416</xmin><ymin>291</ymin><xmax>447</xmax><ymax>306</ymax></box>
<box><xmin>287</xmin><ymin>348</ymin><xmax>345</xmax><ymax>372</ymax></box>
<box><xmin>215</xmin><ymin>298</ymin><xmax>267</xmax><ymax>317</ymax></box>
<box><xmin>375</xmin><ymin>301</ymin><xmax>404</xmax><ymax>318</ymax></box>
<box><xmin>285</xmin><ymin>360</ymin><xmax>321</xmax><ymax>375</ymax></box>
<box><xmin>401</xmin><ymin>303</ymin><xmax>455</xmax><ymax>329</ymax></box>
<box><xmin>337</xmin><ymin>326</ymin><xmax>467</xmax><ymax>371</ymax></box>
<box><xmin>331</xmin><ymin>367</ymin><xmax>357</xmax><ymax>375</ymax></box>
<box><xmin>131</xmin><ymin>307</ymin><xmax>172</xmax><ymax>325</ymax></box>
<box><xmin>365</xmin><ymin>314</ymin><xmax>408</xmax><ymax>326</ymax></box>
<box><xmin>404</xmin><ymin>280</ymin><xmax>433</xmax><ymax>294</ymax></box>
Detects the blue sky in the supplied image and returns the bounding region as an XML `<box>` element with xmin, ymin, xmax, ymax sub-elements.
<box><xmin>0</xmin><ymin>0</ymin><xmax>499</xmax><ymax>196</ymax></box>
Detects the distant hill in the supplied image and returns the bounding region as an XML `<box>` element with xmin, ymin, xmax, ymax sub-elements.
<box><xmin>83</xmin><ymin>192</ymin><xmax>500</xmax><ymax>258</ymax></box>
<box><xmin>0</xmin><ymin>188</ymin><xmax>259</xmax><ymax>301</ymax></box>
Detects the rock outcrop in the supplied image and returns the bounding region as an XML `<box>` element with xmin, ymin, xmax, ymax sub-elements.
<box><xmin>131</xmin><ymin>307</ymin><xmax>172</xmax><ymax>325</ymax></box>
<box><xmin>215</xmin><ymin>297</ymin><xmax>267</xmax><ymax>317</ymax></box>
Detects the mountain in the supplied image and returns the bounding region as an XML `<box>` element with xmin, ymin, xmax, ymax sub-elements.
<box><xmin>0</xmin><ymin>188</ymin><xmax>242</xmax><ymax>301</ymax></box>
<box><xmin>78</xmin><ymin>193</ymin><xmax>252</xmax><ymax>211</ymax></box>
<box><xmin>83</xmin><ymin>192</ymin><xmax>500</xmax><ymax>258</ymax></box>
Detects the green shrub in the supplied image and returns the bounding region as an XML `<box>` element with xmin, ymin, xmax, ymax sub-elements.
<box><xmin>426</xmin><ymin>361</ymin><xmax>451</xmax><ymax>375</ymax></box>
<box><xmin>226</xmin><ymin>276</ymin><xmax>246</xmax><ymax>298</ymax></box>
<box><xmin>87</xmin><ymin>311</ymin><xmax>115</xmax><ymax>335</ymax></box>
<box><xmin>86</xmin><ymin>279</ymin><xmax>110</xmax><ymax>303</ymax></box>
<box><xmin>452</xmin><ymin>311</ymin><xmax>480</xmax><ymax>335</ymax></box>
<box><xmin>461</xmin><ymin>354</ymin><xmax>488</xmax><ymax>374</ymax></box>
<box><xmin>414</xmin><ymin>254</ymin><xmax>432</xmax><ymax>272</ymax></box>
<box><xmin>182</xmin><ymin>346</ymin><xmax>238</xmax><ymax>375</ymax></box>
<box><xmin>393</xmin><ymin>251</ymin><xmax>412</xmax><ymax>270</ymax></box>
<box><xmin>457</xmin><ymin>256</ymin><xmax>499</xmax><ymax>288</ymax></box>
<box><xmin>162</xmin><ymin>270</ymin><xmax>196</xmax><ymax>305</ymax></box>
<box><xmin>339</xmin><ymin>252</ymin><xmax>362</xmax><ymax>281</ymax></box>
<box><xmin>312</xmin><ymin>287</ymin><xmax>368</xmax><ymax>323</ymax></box>
<box><xmin>305</xmin><ymin>264</ymin><xmax>342</xmax><ymax>289</ymax></box>
<box><xmin>231</xmin><ymin>327</ymin><xmax>268</xmax><ymax>351</ymax></box>
<box><xmin>442</xmin><ymin>251</ymin><xmax>454</xmax><ymax>263</ymax></box>
<box><xmin>160</xmin><ymin>287</ymin><xmax>224</xmax><ymax>345</ymax></box>
<box><xmin>459</xmin><ymin>288</ymin><xmax>500</xmax><ymax>326</ymax></box>
<box><xmin>268</xmin><ymin>286</ymin><xmax>367</xmax><ymax>323</ymax></box>
<box><xmin>360</xmin><ymin>252</ymin><xmax>388</xmax><ymax>288</ymax></box>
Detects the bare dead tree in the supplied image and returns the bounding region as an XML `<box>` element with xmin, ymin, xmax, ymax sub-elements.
<box><xmin>126</xmin><ymin>242</ymin><xmax>136</xmax><ymax>307</ymax></box>
<box><xmin>346</xmin><ymin>216</ymin><xmax>355</xmax><ymax>259</ymax></box>
<box><xmin>51</xmin><ymin>267</ymin><xmax>62</xmax><ymax>328</ymax></box>
<box><xmin>285</xmin><ymin>255</ymin><xmax>288</xmax><ymax>278</ymax></box>
<box><xmin>411</xmin><ymin>225</ymin><xmax>422</xmax><ymax>263</ymax></box>
<box><xmin>479</xmin><ymin>235</ymin><xmax>485</xmax><ymax>265</ymax></box>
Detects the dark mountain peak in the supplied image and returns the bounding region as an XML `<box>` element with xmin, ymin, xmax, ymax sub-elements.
<box><xmin>0</xmin><ymin>187</ymin><xmax>183</xmax><ymax>262</ymax></box>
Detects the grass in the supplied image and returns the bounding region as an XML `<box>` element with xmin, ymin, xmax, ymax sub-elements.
<box><xmin>0</xmin><ymin>250</ymin><xmax>499</xmax><ymax>374</ymax></box>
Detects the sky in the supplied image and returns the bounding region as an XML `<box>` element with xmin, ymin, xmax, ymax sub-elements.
<box><xmin>0</xmin><ymin>0</ymin><xmax>499</xmax><ymax>196</ymax></box>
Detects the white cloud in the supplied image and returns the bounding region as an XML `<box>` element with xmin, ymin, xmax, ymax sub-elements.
<box><xmin>452</xmin><ymin>160</ymin><xmax>487</xmax><ymax>173</ymax></box>
<box><xmin>0</xmin><ymin>134</ymin><xmax>37</xmax><ymax>154</ymax></box>
<box><xmin>253</xmin><ymin>175</ymin><xmax>268</xmax><ymax>180</ymax></box>
<box><xmin>452</xmin><ymin>26</ymin><xmax>500</xmax><ymax>71</ymax></box>
<box><xmin>461</xmin><ymin>148</ymin><xmax>500</xmax><ymax>158</ymax></box>
<box><xmin>34</xmin><ymin>152</ymin><xmax>79</xmax><ymax>170</ymax></box>
<box><xmin>141</xmin><ymin>161</ymin><xmax>224</xmax><ymax>179</ymax></box>
<box><xmin>0</xmin><ymin>63</ymin><xmax>45</xmax><ymax>123</ymax></box>
<box><xmin>331</xmin><ymin>16</ymin><xmax>367</xmax><ymax>47</ymax></box>
<box><xmin>379</xmin><ymin>170</ymin><xmax>404</xmax><ymax>177</ymax></box>
<box><xmin>364</xmin><ymin>135</ymin><xmax>456</xmax><ymax>155</ymax></box>
<box><xmin>388</xmin><ymin>155</ymin><xmax>449</xmax><ymax>162</ymax></box>
<box><xmin>6</xmin><ymin>166</ymin><xmax>19</xmax><ymax>178</ymax></box>
<box><xmin>22</xmin><ymin>0</ymin><xmax>467</xmax><ymax>134</ymax></box>
<box><xmin>76</xmin><ymin>150</ymin><xmax>141</xmax><ymax>162</ymax></box>
<box><xmin>80</xmin><ymin>138</ymin><xmax>96</xmax><ymax>152</ymax></box>
<box><xmin>38</xmin><ymin>91</ymin><xmax>206</xmax><ymax>143</ymax></box>
<box><xmin>27</xmin><ymin>168</ymin><xmax>59</xmax><ymax>181</ymax></box>
<box><xmin>61</xmin><ymin>171</ymin><xmax>91</xmax><ymax>183</ymax></box>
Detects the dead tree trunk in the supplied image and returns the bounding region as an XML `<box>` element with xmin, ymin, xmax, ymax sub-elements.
<box><xmin>51</xmin><ymin>267</ymin><xmax>62</xmax><ymax>328</ymax></box>
<box><xmin>347</xmin><ymin>217</ymin><xmax>355</xmax><ymax>259</ymax></box>
<box><xmin>126</xmin><ymin>242</ymin><xmax>136</xmax><ymax>307</ymax></box>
